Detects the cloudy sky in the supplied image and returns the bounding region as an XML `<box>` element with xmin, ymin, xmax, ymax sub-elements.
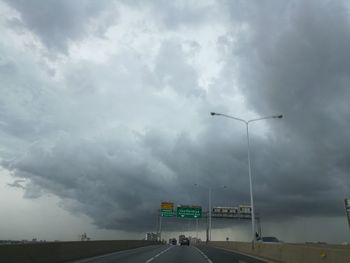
<box><xmin>1</xmin><ymin>0</ymin><xmax>350</xmax><ymax>243</ymax></box>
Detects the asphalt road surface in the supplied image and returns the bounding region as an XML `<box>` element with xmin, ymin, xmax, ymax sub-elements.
<box><xmin>72</xmin><ymin>244</ymin><xmax>268</xmax><ymax>263</ymax></box>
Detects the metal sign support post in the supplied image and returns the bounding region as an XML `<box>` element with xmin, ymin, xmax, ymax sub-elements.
<box><xmin>159</xmin><ymin>215</ymin><xmax>162</xmax><ymax>242</ymax></box>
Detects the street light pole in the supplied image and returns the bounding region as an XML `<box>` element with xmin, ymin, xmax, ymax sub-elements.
<box><xmin>159</xmin><ymin>213</ymin><xmax>162</xmax><ymax>242</ymax></box>
<box><xmin>194</xmin><ymin>184</ymin><xmax>211</xmax><ymax>242</ymax></box>
<box><xmin>208</xmin><ymin>187</ymin><xmax>212</xmax><ymax>242</ymax></box>
<box><xmin>210</xmin><ymin>112</ymin><xmax>282</xmax><ymax>249</ymax></box>
<box><xmin>194</xmin><ymin>184</ymin><xmax>227</xmax><ymax>242</ymax></box>
<box><xmin>245</xmin><ymin>121</ymin><xmax>255</xmax><ymax>248</ymax></box>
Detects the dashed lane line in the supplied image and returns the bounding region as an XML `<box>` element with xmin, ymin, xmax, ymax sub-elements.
<box><xmin>73</xmin><ymin>246</ymin><xmax>164</xmax><ymax>263</ymax></box>
<box><xmin>193</xmin><ymin>246</ymin><xmax>213</xmax><ymax>263</ymax></box>
<box><xmin>145</xmin><ymin>245</ymin><xmax>173</xmax><ymax>263</ymax></box>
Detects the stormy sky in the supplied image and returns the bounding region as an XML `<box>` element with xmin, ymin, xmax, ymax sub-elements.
<box><xmin>1</xmin><ymin>0</ymin><xmax>350</xmax><ymax>243</ymax></box>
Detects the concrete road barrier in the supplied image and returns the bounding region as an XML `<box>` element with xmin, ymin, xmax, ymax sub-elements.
<box><xmin>0</xmin><ymin>240</ymin><xmax>159</xmax><ymax>263</ymax></box>
<box><xmin>206</xmin><ymin>241</ymin><xmax>350</xmax><ymax>263</ymax></box>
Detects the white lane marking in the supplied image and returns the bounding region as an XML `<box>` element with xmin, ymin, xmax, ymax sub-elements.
<box><xmin>145</xmin><ymin>245</ymin><xmax>173</xmax><ymax>263</ymax></box>
<box><xmin>73</xmin><ymin>246</ymin><xmax>161</xmax><ymax>263</ymax></box>
<box><xmin>193</xmin><ymin>246</ymin><xmax>213</xmax><ymax>263</ymax></box>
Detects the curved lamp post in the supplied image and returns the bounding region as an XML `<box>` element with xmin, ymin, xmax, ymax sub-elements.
<box><xmin>210</xmin><ymin>112</ymin><xmax>282</xmax><ymax>248</ymax></box>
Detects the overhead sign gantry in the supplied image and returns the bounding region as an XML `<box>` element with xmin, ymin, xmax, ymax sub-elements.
<box><xmin>176</xmin><ymin>205</ymin><xmax>202</xmax><ymax>219</ymax></box>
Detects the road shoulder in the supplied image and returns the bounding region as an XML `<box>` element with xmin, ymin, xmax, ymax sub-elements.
<box><xmin>196</xmin><ymin>244</ymin><xmax>281</xmax><ymax>263</ymax></box>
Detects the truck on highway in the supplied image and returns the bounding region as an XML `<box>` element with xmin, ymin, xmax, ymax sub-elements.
<box><xmin>179</xmin><ymin>235</ymin><xmax>185</xmax><ymax>244</ymax></box>
<box><xmin>179</xmin><ymin>235</ymin><xmax>190</xmax><ymax>246</ymax></box>
<box><xmin>169</xmin><ymin>238</ymin><xmax>177</xmax><ymax>245</ymax></box>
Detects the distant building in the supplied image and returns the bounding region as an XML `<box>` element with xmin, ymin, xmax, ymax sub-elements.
<box><xmin>80</xmin><ymin>233</ymin><xmax>90</xmax><ymax>241</ymax></box>
<box><xmin>145</xmin><ymin>232</ymin><xmax>158</xmax><ymax>241</ymax></box>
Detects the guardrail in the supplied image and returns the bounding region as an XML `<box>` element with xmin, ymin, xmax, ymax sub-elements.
<box><xmin>206</xmin><ymin>241</ymin><xmax>350</xmax><ymax>263</ymax></box>
<box><xmin>0</xmin><ymin>240</ymin><xmax>159</xmax><ymax>263</ymax></box>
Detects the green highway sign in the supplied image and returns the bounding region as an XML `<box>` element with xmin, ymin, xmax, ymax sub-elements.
<box><xmin>161</xmin><ymin>208</ymin><xmax>174</xmax><ymax>217</ymax></box>
<box><xmin>176</xmin><ymin>206</ymin><xmax>202</xmax><ymax>219</ymax></box>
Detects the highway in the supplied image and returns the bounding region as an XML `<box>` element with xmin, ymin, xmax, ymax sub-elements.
<box><xmin>72</xmin><ymin>244</ymin><xmax>268</xmax><ymax>263</ymax></box>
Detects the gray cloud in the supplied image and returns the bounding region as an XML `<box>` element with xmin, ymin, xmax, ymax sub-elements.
<box><xmin>4</xmin><ymin>0</ymin><xmax>117</xmax><ymax>53</ymax></box>
<box><xmin>154</xmin><ymin>40</ymin><xmax>203</xmax><ymax>97</ymax></box>
<box><xmin>125</xmin><ymin>0</ymin><xmax>223</xmax><ymax>30</ymax></box>
<box><xmin>220</xmin><ymin>0</ymin><xmax>350</xmax><ymax>219</ymax></box>
<box><xmin>7</xmin><ymin>179</ymin><xmax>25</xmax><ymax>189</ymax></box>
<box><xmin>1</xmin><ymin>0</ymin><xmax>350</xmax><ymax>241</ymax></box>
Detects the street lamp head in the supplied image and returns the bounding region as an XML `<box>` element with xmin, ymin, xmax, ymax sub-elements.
<box><xmin>210</xmin><ymin>112</ymin><xmax>216</xmax><ymax>116</ymax></box>
<box><xmin>273</xmin><ymin>114</ymin><xmax>283</xmax><ymax>119</ymax></box>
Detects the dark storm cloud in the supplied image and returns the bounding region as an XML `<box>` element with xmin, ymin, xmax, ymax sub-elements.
<box><xmin>1</xmin><ymin>0</ymin><xmax>350</xmax><ymax>235</ymax></box>
<box><xmin>3</xmin><ymin>131</ymin><xmax>173</xmax><ymax>231</ymax></box>
<box><xmin>3</xmin><ymin>124</ymin><xmax>253</xmax><ymax>232</ymax></box>
<box><xmin>0</xmin><ymin>24</ymin><xmax>210</xmax><ymax>231</ymax></box>
<box><xmin>7</xmin><ymin>179</ymin><xmax>25</xmax><ymax>189</ymax></box>
<box><xmin>4</xmin><ymin>0</ymin><xmax>116</xmax><ymax>53</ymax></box>
<box><xmin>220</xmin><ymin>0</ymin><xmax>350</xmax><ymax>219</ymax></box>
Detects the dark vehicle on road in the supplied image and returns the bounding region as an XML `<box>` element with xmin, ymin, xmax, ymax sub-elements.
<box><xmin>257</xmin><ymin>236</ymin><xmax>282</xmax><ymax>243</ymax></box>
<box><xmin>180</xmin><ymin>237</ymin><xmax>190</xmax><ymax>246</ymax></box>
<box><xmin>170</xmin><ymin>238</ymin><xmax>177</xmax><ymax>245</ymax></box>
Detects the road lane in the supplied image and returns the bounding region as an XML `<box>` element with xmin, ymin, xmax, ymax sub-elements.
<box><xmin>196</xmin><ymin>245</ymin><xmax>269</xmax><ymax>263</ymax></box>
<box><xmin>71</xmin><ymin>244</ymin><xmax>270</xmax><ymax>263</ymax></box>
<box><xmin>72</xmin><ymin>245</ymin><xmax>169</xmax><ymax>263</ymax></box>
<box><xmin>145</xmin><ymin>246</ymin><xmax>173</xmax><ymax>263</ymax></box>
<box><xmin>151</xmin><ymin>245</ymin><xmax>209</xmax><ymax>263</ymax></box>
